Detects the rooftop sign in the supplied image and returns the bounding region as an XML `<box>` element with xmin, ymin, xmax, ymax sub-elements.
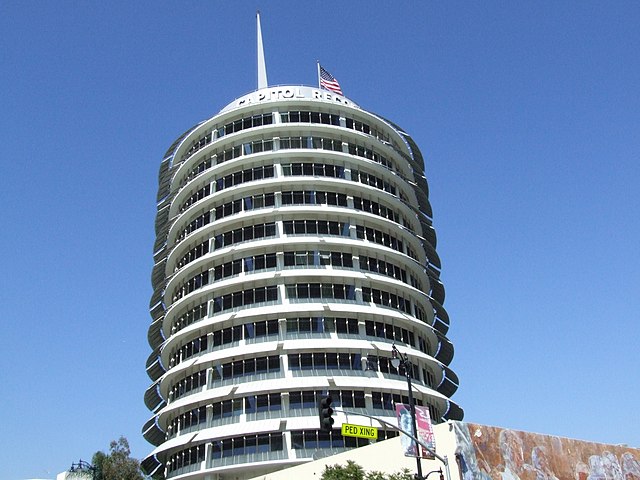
<box><xmin>219</xmin><ymin>86</ymin><xmax>360</xmax><ymax>114</ymax></box>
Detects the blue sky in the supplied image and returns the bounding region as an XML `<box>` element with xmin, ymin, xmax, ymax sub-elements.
<box><xmin>1</xmin><ymin>1</ymin><xmax>639</xmax><ymax>478</ymax></box>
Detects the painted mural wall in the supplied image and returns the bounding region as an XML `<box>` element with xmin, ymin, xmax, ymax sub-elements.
<box><xmin>453</xmin><ymin>422</ymin><xmax>640</xmax><ymax>480</ymax></box>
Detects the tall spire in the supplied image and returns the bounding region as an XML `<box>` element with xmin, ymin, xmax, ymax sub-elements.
<box><xmin>256</xmin><ymin>11</ymin><xmax>268</xmax><ymax>89</ymax></box>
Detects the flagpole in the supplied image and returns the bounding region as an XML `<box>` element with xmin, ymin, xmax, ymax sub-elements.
<box><xmin>317</xmin><ymin>61</ymin><xmax>321</xmax><ymax>89</ymax></box>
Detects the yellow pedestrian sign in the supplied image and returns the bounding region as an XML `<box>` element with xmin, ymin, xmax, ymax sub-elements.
<box><xmin>341</xmin><ymin>423</ymin><xmax>378</xmax><ymax>439</ymax></box>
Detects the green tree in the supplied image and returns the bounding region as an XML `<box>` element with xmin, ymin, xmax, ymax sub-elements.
<box><xmin>322</xmin><ymin>461</ymin><xmax>365</xmax><ymax>480</ymax></box>
<box><xmin>321</xmin><ymin>460</ymin><xmax>414</xmax><ymax>480</ymax></box>
<box><xmin>91</xmin><ymin>436</ymin><xmax>144</xmax><ymax>480</ymax></box>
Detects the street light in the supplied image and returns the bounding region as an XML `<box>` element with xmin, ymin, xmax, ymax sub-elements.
<box><xmin>390</xmin><ymin>344</ymin><xmax>423</xmax><ymax>480</ymax></box>
<box><xmin>424</xmin><ymin>468</ymin><xmax>444</xmax><ymax>480</ymax></box>
<box><xmin>69</xmin><ymin>459</ymin><xmax>96</xmax><ymax>480</ymax></box>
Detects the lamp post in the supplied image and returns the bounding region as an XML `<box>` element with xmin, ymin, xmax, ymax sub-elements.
<box><xmin>69</xmin><ymin>459</ymin><xmax>96</xmax><ymax>480</ymax></box>
<box><xmin>425</xmin><ymin>468</ymin><xmax>444</xmax><ymax>480</ymax></box>
<box><xmin>390</xmin><ymin>344</ymin><xmax>423</xmax><ymax>480</ymax></box>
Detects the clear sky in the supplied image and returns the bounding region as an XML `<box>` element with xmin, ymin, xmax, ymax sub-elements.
<box><xmin>1</xmin><ymin>1</ymin><xmax>639</xmax><ymax>478</ymax></box>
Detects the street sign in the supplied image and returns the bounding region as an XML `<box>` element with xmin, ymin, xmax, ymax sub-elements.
<box><xmin>341</xmin><ymin>423</ymin><xmax>378</xmax><ymax>440</ymax></box>
<box><xmin>395</xmin><ymin>404</ymin><xmax>435</xmax><ymax>459</ymax></box>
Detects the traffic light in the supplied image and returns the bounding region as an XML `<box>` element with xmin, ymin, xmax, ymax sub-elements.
<box><xmin>318</xmin><ymin>396</ymin><xmax>334</xmax><ymax>432</ymax></box>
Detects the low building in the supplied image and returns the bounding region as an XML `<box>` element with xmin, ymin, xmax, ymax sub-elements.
<box><xmin>248</xmin><ymin>421</ymin><xmax>640</xmax><ymax>480</ymax></box>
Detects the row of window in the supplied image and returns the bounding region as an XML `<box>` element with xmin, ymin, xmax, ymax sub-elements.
<box><xmin>170</xmin><ymin>370</ymin><xmax>207</xmax><ymax>400</ymax></box>
<box><xmin>165</xmin><ymin>427</ymin><xmax>402</xmax><ymax>476</ymax></box>
<box><xmin>364</xmin><ymin>320</ymin><xmax>416</xmax><ymax>348</ymax></box>
<box><xmin>289</xmin><ymin>389</ymin><xmax>364</xmax><ymax>409</ymax></box>
<box><xmin>209</xmin><ymin>282</ymin><xmax>358</xmax><ymax>315</ymax></box>
<box><xmin>176</xmin><ymin>240</ymin><xmax>209</xmax><ymax>270</ymax></box>
<box><xmin>212</xmin><ymin>393</ymin><xmax>282</xmax><ymax>421</ymax></box>
<box><xmin>209</xmin><ymin>432</ymin><xmax>283</xmax><ymax>460</ymax></box>
<box><xmin>280</xmin><ymin>135</ymin><xmax>342</xmax><ymax>152</ymax></box>
<box><xmin>182</xmin><ymin>109</ymin><xmax>395</xmax><ymax>169</ymax></box>
<box><xmin>288</xmin><ymin>352</ymin><xmax>427</xmax><ymax>384</ymax></box>
<box><xmin>180</xmin><ymin>161</ymin><xmax>405</xmax><ymax>219</ymax></box>
<box><xmin>174</xmin><ymin>271</ymin><xmax>209</xmax><ymax>300</ymax></box>
<box><xmin>214</xmin><ymin>193</ymin><xmax>275</xmax><ymax>219</ymax></box>
<box><xmin>170</xmin><ymin>302</ymin><xmax>208</xmax><ymax>334</ymax></box>
<box><xmin>181</xmin><ymin>165</ymin><xmax>276</xmax><ymax>213</ymax></box>
<box><xmin>364</xmin><ymin>355</ymin><xmax>420</xmax><ymax>381</ymax></box>
<box><xmin>169</xmin><ymin>405</ymin><xmax>207</xmax><ymax>435</ymax></box>
<box><xmin>175</xmin><ymin>214</ymin><xmax>417</xmax><ymax>273</ymax></box>
<box><xmin>168</xmin><ymin>389</ymin><xmax>365</xmax><ymax>438</ymax></box>
<box><xmin>355</xmin><ymin>224</ymin><xmax>404</xmax><ymax>251</ymax></box>
<box><xmin>215</xmin><ymin>165</ymin><xmax>275</xmax><ymax>192</ymax></box>
<box><xmin>217</xmin><ymin>113</ymin><xmax>273</xmax><ymax>138</ymax></box>
<box><xmin>372</xmin><ymin>391</ymin><xmax>426</xmax><ymax>412</ymax></box>
<box><xmin>212</xmin><ymin>355</ymin><xmax>280</xmax><ymax>382</ymax></box>
<box><xmin>178</xmin><ymin>190</ymin><xmax>410</xmax><ymax>246</ymax></box>
<box><xmin>213</xmin><ymin>222</ymin><xmax>277</xmax><ymax>250</ymax></box>
<box><xmin>170</xmin><ymin>334</ymin><xmax>208</xmax><ymax>366</ymax></box>
<box><xmin>180</xmin><ymin>184</ymin><xmax>211</xmax><ymax>213</ymax></box>
<box><xmin>280</xmin><ymin>110</ymin><xmax>340</xmax><ymax>125</ymax></box>
<box><xmin>170</xmin><ymin>389</ymin><xmax>434</xmax><ymax>433</ymax></box>
<box><xmin>175</xmin><ymin>248</ymin><xmax>418</xmax><ymax>303</ymax></box>
<box><xmin>211</xmin><ymin>285</ymin><xmax>278</xmax><ymax>313</ymax></box>
<box><xmin>167</xmin><ymin>432</ymin><xmax>283</xmax><ymax>475</ymax></box>
<box><xmin>354</xmin><ymin>196</ymin><xmax>405</xmax><ymax>225</ymax></box>
<box><xmin>281</xmin><ymin>190</ymin><xmax>347</xmax><ymax>207</ymax></box>
<box><xmin>169</xmin><ymin>350</ymin><xmax>436</xmax><ymax>404</ymax></box>
<box><xmin>169</xmin><ymin>317</ymin><xmax>434</xmax><ymax>370</ymax></box>
<box><xmin>291</xmin><ymin>429</ymin><xmax>398</xmax><ymax>451</ymax></box>
<box><xmin>282</xmin><ymin>219</ymin><xmax>349</xmax><ymax>236</ymax></box>
<box><xmin>178</xmin><ymin>195</ymin><xmax>277</xmax><ymax>243</ymax></box>
<box><xmin>169</xmin><ymin>355</ymin><xmax>280</xmax><ymax>401</ymax></box>
<box><xmin>360</xmin><ymin>255</ymin><xmax>407</xmax><ymax>283</ymax></box>
<box><xmin>167</xmin><ymin>443</ymin><xmax>205</xmax><ymax>475</ymax></box>
<box><xmin>285</xmin><ymin>316</ymin><xmax>359</xmax><ymax>335</ymax></box>
<box><xmin>362</xmin><ymin>287</ymin><xmax>412</xmax><ymax>314</ymax></box>
<box><xmin>181</xmin><ymin>133</ymin><xmax>398</xmax><ymax>191</ymax></box>
<box><xmin>176</xmin><ymin>252</ymin><xmax>277</xmax><ymax>301</ymax></box>
<box><xmin>282</xmin><ymin>161</ymin><xmax>344</xmax><ymax>178</ymax></box>
<box><xmin>176</xmin><ymin>211</ymin><xmax>210</xmax><ymax>243</ymax></box>
<box><xmin>352</xmin><ymin>168</ymin><xmax>397</xmax><ymax>195</ymax></box>
<box><xmin>214</xmin><ymin>253</ymin><xmax>277</xmax><ymax>279</ymax></box>
<box><xmin>170</xmin><ymin>271</ymin><xmax>427</xmax><ymax>333</ymax></box>
<box><xmin>169</xmin><ymin>320</ymin><xmax>278</xmax><ymax>367</ymax></box>
<box><xmin>167</xmin><ymin>389</ymin><xmax>440</xmax><ymax>442</ymax></box>
<box><xmin>171</xmin><ymin>284</ymin><xmax>426</xmax><ymax>340</ymax></box>
<box><xmin>345</xmin><ymin>117</ymin><xmax>392</xmax><ymax>143</ymax></box>
<box><xmin>182</xmin><ymin>113</ymin><xmax>274</xmax><ymax>162</ymax></box>
<box><xmin>285</xmin><ymin>283</ymin><xmax>356</xmax><ymax>301</ymax></box>
<box><xmin>288</xmin><ymin>352</ymin><xmax>361</xmax><ymax>371</ymax></box>
<box><xmin>283</xmin><ymin>250</ymin><xmax>353</xmax><ymax>268</ymax></box>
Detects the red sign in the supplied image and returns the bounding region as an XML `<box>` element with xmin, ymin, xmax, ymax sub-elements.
<box><xmin>395</xmin><ymin>404</ymin><xmax>436</xmax><ymax>459</ymax></box>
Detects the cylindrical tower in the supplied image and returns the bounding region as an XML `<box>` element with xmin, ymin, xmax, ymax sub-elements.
<box><xmin>142</xmin><ymin>86</ymin><xmax>462</xmax><ymax>479</ymax></box>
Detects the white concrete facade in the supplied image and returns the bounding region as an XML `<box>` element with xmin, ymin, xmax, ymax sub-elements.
<box><xmin>142</xmin><ymin>85</ymin><xmax>462</xmax><ymax>479</ymax></box>
<box><xmin>246</xmin><ymin>422</ymin><xmax>459</xmax><ymax>480</ymax></box>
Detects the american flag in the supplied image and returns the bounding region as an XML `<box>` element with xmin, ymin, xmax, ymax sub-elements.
<box><xmin>319</xmin><ymin>65</ymin><xmax>343</xmax><ymax>95</ymax></box>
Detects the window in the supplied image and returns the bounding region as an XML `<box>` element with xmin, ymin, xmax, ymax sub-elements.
<box><xmin>172</xmin><ymin>302</ymin><xmax>208</xmax><ymax>334</ymax></box>
<box><xmin>288</xmin><ymin>353</ymin><xmax>361</xmax><ymax>371</ymax></box>
<box><xmin>213</xmin><ymin>222</ymin><xmax>276</xmax><ymax>250</ymax></box>
<box><xmin>176</xmin><ymin>211</ymin><xmax>212</xmax><ymax>243</ymax></box>
<box><xmin>209</xmin><ymin>433</ymin><xmax>283</xmax><ymax>461</ymax></box>
<box><xmin>283</xmin><ymin>220</ymin><xmax>349</xmax><ymax>237</ymax></box>
<box><xmin>212</xmin><ymin>286</ymin><xmax>278</xmax><ymax>314</ymax></box>
<box><xmin>286</xmin><ymin>283</ymin><xmax>356</xmax><ymax>301</ymax></box>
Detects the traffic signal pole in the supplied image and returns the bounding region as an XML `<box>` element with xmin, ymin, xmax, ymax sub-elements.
<box><xmin>331</xmin><ymin>407</ymin><xmax>451</xmax><ymax>480</ymax></box>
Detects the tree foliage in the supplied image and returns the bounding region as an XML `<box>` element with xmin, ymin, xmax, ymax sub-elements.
<box><xmin>321</xmin><ymin>460</ymin><xmax>414</xmax><ymax>480</ymax></box>
<box><xmin>91</xmin><ymin>436</ymin><xmax>144</xmax><ymax>480</ymax></box>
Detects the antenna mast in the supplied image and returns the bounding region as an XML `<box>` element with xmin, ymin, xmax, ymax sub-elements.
<box><xmin>257</xmin><ymin>11</ymin><xmax>268</xmax><ymax>89</ymax></box>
